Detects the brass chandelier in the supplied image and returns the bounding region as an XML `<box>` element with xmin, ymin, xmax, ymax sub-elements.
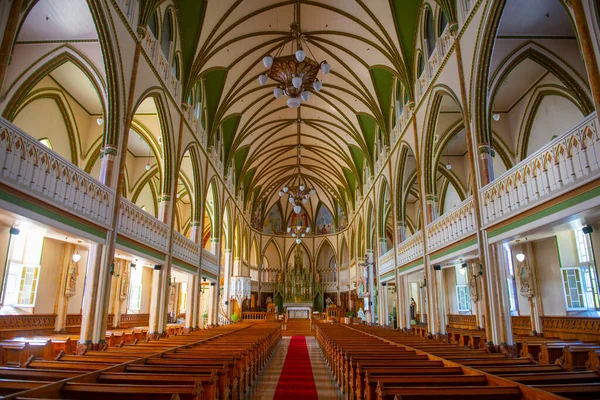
<box><xmin>258</xmin><ymin>2</ymin><xmax>330</xmax><ymax>108</ymax></box>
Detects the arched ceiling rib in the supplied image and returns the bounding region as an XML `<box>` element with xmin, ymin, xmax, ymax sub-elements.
<box><xmin>178</xmin><ymin>0</ymin><xmax>421</xmax><ymax>221</ymax></box>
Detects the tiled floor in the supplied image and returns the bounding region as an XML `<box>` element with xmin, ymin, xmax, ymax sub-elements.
<box><xmin>246</xmin><ymin>336</ymin><xmax>343</xmax><ymax>400</ymax></box>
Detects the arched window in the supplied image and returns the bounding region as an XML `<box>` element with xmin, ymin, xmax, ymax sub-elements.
<box><xmin>148</xmin><ymin>11</ymin><xmax>158</xmax><ymax>38</ymax></box>
<box><xmin>161</xmin><ymin>10</ymin><xmax>172</xmax><ymax>58</ymax></box>
<box><xmin>417</xmin><ymin>54</ymin><xmax>425</xmax><ymax>77</ymax></box>
<box><xmin>425</xmin><ymin>10</ymin><xmax>435</xmax><ymax>57</ymax></box>
<box><xmin>172</xmin><ymin>55</ymin><xmax>180</xmax><ymax>80</ymax></box>
<box><xmin>439</xmin><ymin>11</ymin><xmax>448</xmax><ymax>35</ymax></box>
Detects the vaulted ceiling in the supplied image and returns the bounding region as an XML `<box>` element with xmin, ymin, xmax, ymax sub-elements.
<box><xmin>176</xmin><ymin>0</ymin><xmax>423</xmax><ymax>220</ymax></box>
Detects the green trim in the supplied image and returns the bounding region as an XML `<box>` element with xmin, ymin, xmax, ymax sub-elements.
<box><xmin>116</xmin><ymin>235</ymin><xmax>165</xmax><ymax>260</ymax></box>
<box><xmin>430</xmin><ymin>237</ymin><xmax>477</xmax><ymax>260</ymax></box>
<box><xmin>398</xmin><ymin>259</ymin><xmax>423</xmax><ymax>273</ymax></box>
<box><xmin>488</xmin><ymin>185</ymin><xmax>600</xmax><ymax>239</ymax></box>
<box><xmin>202</xmin><ymin>269</ymin><xmax>217</xmax><ymax>279</ymax></box>
<box><xmin>0</xmin><ymin>188</ymin><xmax>106</xmax><ymax>238</ymax></box>
<box><xmin>381</xmin><ymin>270</ymin><xmax>395</xmax><ymax>280</ymax></box>
<box><xmin>555</xmin><ymin>236</ymin><xmax>562</xmax><ymax>268</ymax></box>
<box><xmin>173</xmin><ymin>258</ymin><xmax>198</xmax><ymax>273</ymax></box>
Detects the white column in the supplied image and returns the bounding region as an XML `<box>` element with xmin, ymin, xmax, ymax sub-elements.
<box><xmin>185</xmin><ymin>274</ymin><xmax>197</xmax><ymax>330</ymax></box>
<box><xmin>148</xmin><ymin>265</ymin><xmax>163</xmax><ymax>336</ymax></box>
<box><xmin>54</xmin><ymin>243</ymin><xmax>77</xmax><ymax>333</ymax></box>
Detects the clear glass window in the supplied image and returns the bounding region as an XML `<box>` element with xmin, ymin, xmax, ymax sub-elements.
<box><xmin>456</xmin><ymin>285</ymin><xmax>470</xmax><ymax>311</ymax></box>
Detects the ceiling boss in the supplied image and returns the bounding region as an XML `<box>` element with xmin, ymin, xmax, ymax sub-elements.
<box><xmin>257</xmin><ymin>1</ymin><xmax>330</xmax><ymax>108</ymax></box>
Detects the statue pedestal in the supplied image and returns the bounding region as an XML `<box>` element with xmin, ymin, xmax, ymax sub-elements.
<box><xmin>284</xmin><ymin>302</ymin><xmax>312</xmax><ymax>319</ymax></box>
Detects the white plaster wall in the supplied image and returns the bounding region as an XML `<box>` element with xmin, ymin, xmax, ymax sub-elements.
<box><xmin>533</xmin><ymin>237</ymin><xmax>566</xmax><ymax>316</ymax></box>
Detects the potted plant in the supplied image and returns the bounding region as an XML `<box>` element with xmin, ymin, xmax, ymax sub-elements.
<box><xmin>231</xmin><ymin>313</ymin><xmax>240</xmax><ymax>323</ymax></box>
<box><xmin>201</xmin><ymin>312</ymin><xmax>208</xmax><ymax>327</ymax></box>
<box><xmin>343</xmin><ymin>311</ymin><xmax>355</xmax><ymax>324</ymax></box>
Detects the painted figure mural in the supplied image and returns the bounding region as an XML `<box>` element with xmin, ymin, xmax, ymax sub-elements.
<box><xmin>316</xmin><ymin>205</ymin><xmax>335</xmax><ymax>234</ymax></box>
<box><xmin>263</xmin><ymin>203</ymin><xmax>283</xmax><ymax>234</ymax></box>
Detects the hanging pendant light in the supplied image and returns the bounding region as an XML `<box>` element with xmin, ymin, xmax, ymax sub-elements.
<box><xmin>320</xmin><ymin>61</ymin><xmax>331</xmax><ymax>74</ymax></box>
<box><xmin>296</xmin><ymin>238</ymin><xmax>301</xmax><ymax>244</ymax></box>
<box><xmin>263</xmin><ymin>55</ymin><xmax>274</xmax><ymax>68</ymax></box>
<box><xmin>293</xmin><ymin>205</ymin><xmax>302</xmax><ymax>214</ymax></box>
<box><xmin>313</xmin><ymin>80</ymin><xmax>322</xmax><ymax>92</ymax></box>
<box><xmin>300</xmin><ymin>91</ymin><xmax>310</xmax><ymax>102</ymax></box>
<box><xmin>72</xmin><ymin>252</ymin><xmax>81</xmax><ymax>262</ymax></box>
<box><xmin>287</xmin><ymin>97</ymin><xmax>301</xmax><ymax>108</ymax></box>
<box><xmin>258</xmin><ymin>74</ymin><xmax>268</xmax><ymax>85</ymax></box>
<box><xmin>292</xmin><ymin>76</ymin><xmax>303</xmax><ymax>89</ymax></box>
<box><xmin>273</xmin><ymin>87</ymin><xmax>283</xmax><ymax>99</ymax></box>
<box><xmin>295</xmin><ymin>49</ymin><xmax>306</xmax><ymax>62</ymax></box>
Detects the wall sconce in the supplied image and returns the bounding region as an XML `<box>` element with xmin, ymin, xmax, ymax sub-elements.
<box><xmin>210</xmin><ymin>282</ymin><xmax>215</xmax><ymax>286</ymax></box>
<box><xmin>516</xmin><ymin>253</ymin><xmax>525</xmax><ymax>263</ymax></box>
<box><xmin>478</xmin><ymin>263</ymin><xmax>483</xmax><ymax>276</ymax></box>
<box><xmin>130</xmin><ymin>263</ymin><xmax>136</xmax><ymax>269</ymax></box>
<box><xmin>72</xmin><ymin>251</ymin><xmax>81</xmax><ymax>263</ymax></box>
<box><xmin>224</xmin><ymin>300</ymin><xmax>228</xmax><ymax>305</ymax></box>
<box><xmin>202</xmin><ymin>277</ymin><xmax>207</xmax><ymax>282</ymax></box>
<box><xmin>110</xmin><ymin>263</ymin><xmax>120</xmax><ymax>278</ymax></box>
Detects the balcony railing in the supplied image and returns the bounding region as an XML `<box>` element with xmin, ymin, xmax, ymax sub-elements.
<box><xmin>140</xmin><ymin>29</ymin><xmax>181</xmax><ymax>101</ymax></box>
<box><xmin>117</xmin><ymin>197</ymin><xmax>169</xmax><ymax>252</ymax></box>
<box><xmin>172</xmin><ymin>231</ymin><xmax>200</xmax><ymax>266</ymax></box>
<box><xmin>115</xmin><ymin>0</ymin><xmax>139</xmax><ymax>31</ymax></box>
<box><xmin>378</xmin><ymin>249</ymin><xmax>395</xmax><ymax>276</ymax></box>
<box><xmin>397</xmin><ymin>231</ymin><xmax>424</xmax><ymax>266</ymax></box>
<box><xmin>481</xmin><ymin>112</ymin><xmax>600</xmax><ymax>227</ymax></box>
<box><xmin>201</xmin><ymin>249</ymin><xmax>218</xmax><ymax>276</ymax></box>
<box><xmin>0</xmin><ymin>118</ymin><xmax>114</xmax><ymax>228</ymax></box>
<box><xmin>426</xmin><ymin>196</ymin><xmax>476</xmax><ymax>252</ymax></box>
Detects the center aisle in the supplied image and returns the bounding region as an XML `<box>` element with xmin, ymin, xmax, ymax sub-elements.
<box><xmin>273</xmin><ymin>336</ymin><xmax>317</xmax><ymax>399</ymax></box>
<box><xmin>248</xmin><ymin>336</ymin><xmax>342</xmax><ymax>400</ymax></box>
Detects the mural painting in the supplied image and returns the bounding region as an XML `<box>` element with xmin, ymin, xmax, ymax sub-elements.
<box><xmin>263</xmin><ymin>203</ymin><xmax>283</xmax><ymax>234</ymax></box>
<box><xmin>288</xmin><ymin>208</ymin><xmax>309</xmax><ymax>229</ymax></box>
<box><xmin>337</xmin><ymin>202</ymin><xmax>347</xmax><ymax>230</ymax></box>
<box><xmin>252</xmin><ymin>202</ymin><xmax>263</xmax><ymax>230</ymax></box>
<box><xmin>316</xmin><ymin>205</ymin><xmax>335</xmax><ymax>234</ymax></box>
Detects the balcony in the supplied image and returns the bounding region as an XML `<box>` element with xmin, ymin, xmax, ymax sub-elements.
<box><xmin>117</xmin><ymin>197</ymin><xmax>169</xmax><ymax>253</ymax></box>
<box><xmin>397</xmin><ymin>231</ymin><xmax>424</xmax><ymax>266</ymax></box>
<box><xmin>0</xmin><ymin>118</ymin><xmax>114</xmax><ymax>228</ymax></box>
<box><xmin>201</xmin><ymin>249</ymin><xmax>219</xmax><ymax>277</ymax></box>
<box><xmin>115</xmin><ymin>0</ymin><xmax>139</xmax><ymax>32</ymax></box>
<box><xmin>426</xmin><ymin>196</ymin><xmax>476</xmax><ymax>253</ymax></box>
<box><xmin>140</xmin><ymin>29</ymin><xmax>181</xmax><ymax>101</ymax></box>
<box><xmin>172</xmin><ymin>230</ymin><xmax>200</xmax><ymax>266</ymax></box>
<box><xmin>481</xmin><ymin>112</ymin><xmax>600</xmax><ymax>228</ymax></box>
<box><xmin>378</xmin><ymin>249</ymin><xmax>395</xmax><ymax>276</ymax></box>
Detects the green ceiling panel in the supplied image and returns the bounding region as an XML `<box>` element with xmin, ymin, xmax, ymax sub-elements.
<box><xmin>391</xmin><ymin>0</ymin><xmax>422</xmax><ymax>79</ymax></box>
<box><xmin>343</xmin><ymin>168</ymin><xmax>356</xmax><ymax>200</ymax></box>
<box><xmin>234</xmin><ymin>145</ymin><xmax>250</xmax><ymax>186</ymax></box>
<box><xmin>348</xmin><ymin>145</ymin><xmax>364</xmax><ymax>179</ymax></box>
<box><xmin>204</xmin><ymin>68</ymin><xmax>227</xmax><ymax>137</ymax></box>
<box><xmin>221</xmin><ymin>114</ymin><xmax>241</xmax><ymax>166</ymax></box>
<box><xmin>370</xmin><ymin>67</ymin><xmax>394</xmax><ymax>134</ymax></box>
<box><xmin>176</xmin><ymin>0</ymin><xmax>206</xmax><ymax>80</ymax></box>
<box><xmin>357</xmin><ymin>114</ymin><xmax>377</xmax><ymax>166</ymax></box>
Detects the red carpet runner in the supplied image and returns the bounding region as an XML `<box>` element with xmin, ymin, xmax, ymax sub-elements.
<box><xmin>273</xmin><ymin>336</ymin><xmax>318</xmax><ymax>399</ymax></box>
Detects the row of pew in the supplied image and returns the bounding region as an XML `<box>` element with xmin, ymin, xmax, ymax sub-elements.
<box><xmin>444</xmin><ymin>325</ymin><xmax>600</xmax><ymax>372</ymax></box>
<box><xmin>0</xmin><ymin>322</ymin><xmax>281</xmax><ymax>399</ymax></box>
<box><xmin>316</xmin><ymin>323</ymin><xmax>556</xmax><ymax>400</ymax></box>
<box><xmin>347</xmin><ymin>324</ymin><xmax>600</xmax><ymax>399</ymax></box>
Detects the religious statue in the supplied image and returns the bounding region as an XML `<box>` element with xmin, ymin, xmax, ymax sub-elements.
<box><xmin>315</xmin><ymin>271</ymin><xmax>321</xmax><ymax>284</ymax></box>
<box><xmin>276</xmin><ymin>244</ymin><xmax>322</xmax><ymax>304</ymax></box>
<box><xmin>518</xmin><ymin>261</ymin><xmax>534</xmax><ymax>298</ymax></box>
<box><xmin>266</xmin><ymin>296</ymin><xmax>273</xmax><ymax>304</ymax></box>
<box><xmin>276</xmin><ymin>272</ymin><xmax>282</xmax><ymax>284</ymax></box>
<box><xmin>468</xmin><ymin>269</ymin><xmax>478</xmax><ymax>302</ymax></box>
<box><xmin>65</xmin><ymin>261</ymin><xmax>79</xmax><ymax>298</ymax></box>
<box><xmin>325</xmin><ymin>296</ymin><xmax>333</xmax><ymax>306</ymax></box>
<box><xmin>120</xmin><ymin>263</ymin><xmax>130</xmax><ymax>301</ymax></box>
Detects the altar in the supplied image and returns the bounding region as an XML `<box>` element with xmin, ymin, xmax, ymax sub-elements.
<box><xmin>284</xmin><ymin>303</ymin><xmax>312</xmax><ymax>319</ymax></box>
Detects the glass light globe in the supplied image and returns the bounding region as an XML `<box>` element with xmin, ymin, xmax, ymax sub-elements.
<box><xmin>306</xmin><ymin>227</ymin><xmax>311</xmax><ymax>233</ymax></box>
<box><xmin>279</xmin><ymin>191</ymin><xmax>284</xmax><ymax>197</ymax></box>
<box><xmin>313</xmin><ymin>80</ymin><xmax>322</xmax><ymax>91</ymax></box>
<box><xmin>295</xmin><ymin>49</ymin><xmax>306</xmax><ymax>62</ymax></box>
<box><xmin>516</xmin><ymin>253</ymin><xmax>526</xmax><ymax>262</ymax></box>
<box><xmin>72</xmin><ymin>252</ymin><xmax>81</xmax><ymax>262</ymax></box>
<box><xmin>302</xmin><ymin>198</ymin><xmax>308</xmax><ymax>204</ymax></box>
<box><xmin>321</xmin><ymin>61</ymin><xmax>331</xmax><ymax>74</ymax></box>
<box><xmin>292</xmin><ymin>233</ymin><xmax>296</xmax><ymax>237</ymax></box>
<box><xmin>300</xmin><ymin>91</ymin><xmax>310</xmax><ymax>102</ymax></box>
<box><xmin>263</xmin><ymin>55</ymin><xmax>273</xmax><ymax>68</ymax></box>
<box><xmin>274</xmin><ymin>87</ymin><xmax>283</xmax><ymax>99</ymax></box>
<box><xmin>145</xmin><ymin>163</ymin><xmax>151</xmax><ymax>171</ymax></box>
<box><xmin>296</xmin><ymin>238</ymin><xmax>301</xmax><ymax>244</ymax></box>
<box><xmin>287</xmin><ymin>97</ymin><xmax>301</xmax><ymax>108</ymax></box>
<box><xmin>292</xmin><ymin>76</ymin><xmax>303</xmax><ymax>89</ymax></box>
<box><xmin>310</xmin><ymin>189</ymin><xmax>316</xmax><ymax>195</ymax></box>
<box><xmin>493</xmin><ymin>113</ymin><xmax>500</xmax><ymax>121</ymax></box>
<box><xmin>96</xmin><ymin>117</ymin><xmax>104</xmax><ymax>126</ymax></box>
<box><xmin>293</xmin><ymin>205</ymin><xmax>302</xmax><ymax>214</ymax></box>
<box><xmin>289</xmin><ymin>197</ymin><xmax>294</xmax><ymax>203</ymax></box>
<box><xmin>297</xmin><ymin>225</ymin><xmax>301</xmax><ymax>230</ymax></box>
<box><xmin>299</xmin><ymin>185</ymin><xmax>305</xmax><ymax>191</ymax></box>
<box><xmin>283</xmin><ymin>187</ymin><xmax>288</xmax><ymax>192</ymax></box>
<box><xmin>301</xmin><ymin>233</ymin><xmax>305</xmax><ymax>238</ymax></box>
<box><xmin>258</xmin><ymin>74</ymin><xmax>268</xmax><ymax>85</ymax></box>
<box><xmin>287</xmin><ymin>227</ymin><xmax>291</xmax><ymax>233</ymax></box>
